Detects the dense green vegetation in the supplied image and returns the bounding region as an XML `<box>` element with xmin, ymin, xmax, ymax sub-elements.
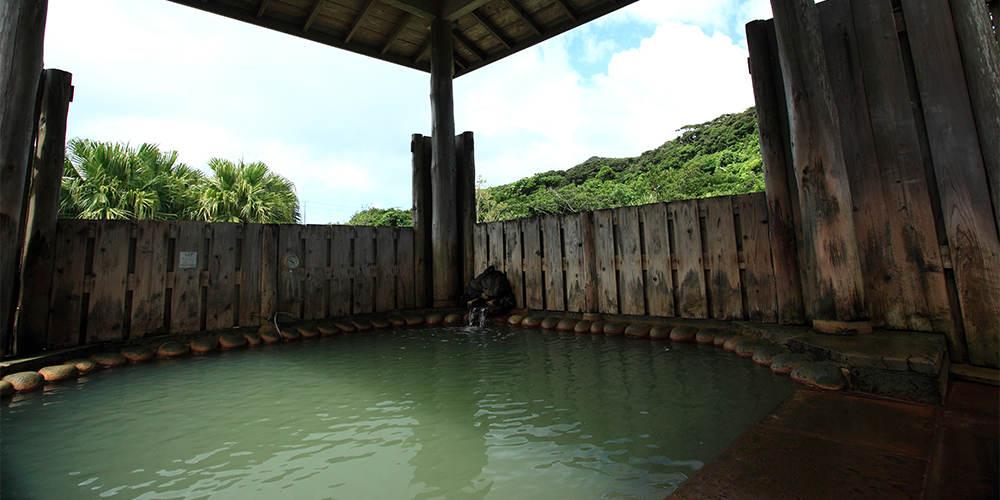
<box><xmin>476</xmin><ymin>107</ymin><xmax>763</xmax><ymax>222</ymax></box>
<box><xmin>347</xmin><ymin>206</ymin><xmax>412</xmax><ymax>226</ymax></box>
<box><xmin>60</xmin><ymin>139</ymin><xmax>300</xmax><ymax>223</ymax></box>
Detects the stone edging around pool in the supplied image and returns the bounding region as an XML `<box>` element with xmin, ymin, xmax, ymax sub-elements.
<box><xmin>1</xmin><ymin>309</ymin><xmax>948</xmax><ymax>406</ymax></box>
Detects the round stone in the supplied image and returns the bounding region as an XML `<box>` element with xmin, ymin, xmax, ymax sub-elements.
<box><xmin>713</xmin><ymin>330</ymin><xmax>740</xmax><ymax>347</ymax></box>
<box><xmin>191</xmin><ymin>337</ymin><xmax>219</xmax><ymax>353</ymax></box>
<box><xmin>90</xmin><ymin>352</ymin><xmax>128</xmax><ymax>367</ymax></box>
<box><xmin>259</xmin><ymin>323</ymin><xmax>279</xmax><ymax>334</ymax></box>
<box><xmin>625</xmin><ymin>323</ymin><xmax>652</xmax><ymax>338</ymax></box>
<box><xmin>334</xmin><ymin>321</ymin><xmax>357</xmax><ymax>332</ymax></box>
<box><xmin>316</xmin><ymin>323</ymin><xmax>340</xmax><ymax>335</ymax></box>
<box><xmin>0</xmin><ymin>380</ymin><xmax>14</xmax><ymax>398</ymax></box>
<box><xmin>2</xmin><ymin>372</ymin><xmax>43</xmax><ymax>393</ymax></box>
<box><xmin>244</xmin><ymin>331</ymin><xmax>263</xmax><ymax>345</ymax></box>
<box><xmin>259</xmin><ymin>330</ymin><xmax>282</xmax><ymax>344</ymax></box>
<box><xmin>582</xmin><ymin>313</ymin><xmax>603</xmax><ymax>322</ymax></box>
<box><xmin>39</xmin><ymin>364</ymin><xmax>78</xmax><ymax>382</ymax></box>
<box><xmin>556</xmin><ymin>318</ymin><xmax>578</xmax><ymax>331</ymax></box>
<box><xmin>723</xmin><ymin>335</ymin><xmax>754</xmax><ymax>352</ymax></box>
<box><xmin>296</xmin><ymin>326</ymin><xmax>321</xmax><ymax>338</ymax></box>
<box><xmin>64</xmin><ymin>358</ymin><xmax>101</xmax><ymax>373</ymax></box>
<box><xmin>522</xmin><ymin>316</ymin><xmax>544</xmax><ymax>327</ymax></box>
<box><xmin>540</xmin><ymin>317</ymin><xmax>562</xmax><ymax>330</ymax></box>
<box><xmin>734</xmin><ymin>339</ymin><xmax>772</xmax><ymax>358</ymax></box>
<box><xmin>158</xmin><ymin>341</ymin><xmax>190</xmax><ymax>358</ymax></box>
<box><xmin>386</xmin><ymin>314</ymin><xmax>406</xmax><ymax>326</ymax></box>
<box><xmin>220</xmin><ymin>333</ymin><xmax>249</xmax><ymax>349</ymax></box>
<box><xmin>403</xmin><ymin>314</ymin><xmax>425</xmax><ymax>326</ymax></box>
<box><xmin>371</xmin><ymin>316</ymin><xmax>392</xmax><ymax>329</ymax></box>
<box><xmin>574</xmin><ymin>320</ymin><xmax>593</xmax><ymax>333</ymax></box>
<box><xmin>425</xmin><ymin>313</ymin><xmax>444</xmax><ymax>325</ymax></box>
<box><xmin>507</xmin><ymin>315</ymin><xmax>525</xmax><ymax>325</ymax></box>
<box><xmin>649</xmin><ymin>324</ymin><xmax>672</xmax><ymax>339</ymax></box>
<box><xmin>603</xmin><ymin>321</ymin><xmax>628</xmax><ymax>336</ymax></box>
<box><xmin>443</xmin><ymin>314</ymin><xmax>464</xmax><ymax>326</ymax></box>
<box><xmin>589</xmin><ymin>321</ymin><xmax>607</xmax><ymax>334</ymax></box>
<box><xmin>770</xmin><ymin>353</ymin><xmax>814</xmax><ymax>375</ymax></box>
<box><xmin>121</xmin><ymin>347</ymin><xmax>155</xmax><ymax>362</ymax></box>
<box><xmin>279</xmin><ymin>328</ymin><xmax>301</xmax><ymax>341</ymax></box>
<box><xmin>791</xmin><ymin>361</ymin><xmax>846</xmax><ymax>390</ymax></box>
<box><xmin>669</xmin><ymin>325</ymin><xmax>699</xmax><ymax>342</ymax></box>
<box><xmin>696</xmin><ymin>327</ymin><xmax>725</xmax><ymax>345</ymax></box>
<box><xmin>351</xmin><ymin>318</ymin><xmax>373</xmax><ymax>331</ymax></box>
<box><xmin>752</xmin><ymin>345</ymin><xmax>792</xmax><ymax>366</ymax></box>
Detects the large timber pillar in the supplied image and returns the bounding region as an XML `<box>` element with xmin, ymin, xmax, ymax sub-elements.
<box><xmin>769</xmin><ymin>0</ymin><xmax>870</xmax><ymax>334</ymax></box>
<box><xmin>1</xmin><ymin>0</ymin><xmax>48</xmax><ymax>358</ymax></box>
<box><xmin>429</xmin><ymin>17</ymin><xmax>461</xmax><ymax>307</ymax></box>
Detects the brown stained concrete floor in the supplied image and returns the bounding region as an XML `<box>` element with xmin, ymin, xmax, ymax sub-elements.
<box><xmin>671</xmin><ymin>381</ymin><xmax>999</xmax><ymax>499</ymax></box>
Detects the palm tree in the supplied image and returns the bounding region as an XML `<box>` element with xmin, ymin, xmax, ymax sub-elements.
<box><xmin>61</xmin><ymin>139</ymin><xmax>202</xmax><ymax>220</ymax></box>
<box><xmin>196</xmin><ymin>158</ymin><xmax>300</xmax><ymax>223</ymax></box>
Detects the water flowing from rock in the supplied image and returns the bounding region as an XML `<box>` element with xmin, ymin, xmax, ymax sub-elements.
<box><xmin>468</xmin><ymin>307</ymin><xmax>488</xmax><ymax>327</ymax></box>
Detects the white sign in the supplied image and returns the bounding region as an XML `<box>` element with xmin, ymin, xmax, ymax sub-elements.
<box><xmin>178</xmin><ymin>252</ymin><xmax>198</xmax><ymax>269</ymax></box>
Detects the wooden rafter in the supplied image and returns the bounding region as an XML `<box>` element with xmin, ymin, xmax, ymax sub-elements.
<box><xmin>553</xmin><ymin>0</ymin><xmax>577</xmax><ymax>20</ymax></box>
<box><xmin>502</xmin><ymin>0</ymin><xmax>542</xmax><ymax>37</ymax></box>
<box><xmin>382</xmin><ymin>12</ymin><xmax>414</xmax><ymax>54</ymax></box>
<box><xmin>256</xmin><ymin>0</ymin><xmax>270</xmax><ymax>19</ymax></box>
<box><xmin>453</xmin><ymin>30</ymin><xmax>486</xmax><ymax>61</ymax></box>
<box><xmin>414</xmin><ymin>38</ymin><xmax>433</xmax><ymax>63</ymax></box>
<box><xmin>345</xmin><ymin>0</ymin><xmax>379</xmax><ymax>44</ymax></box>
<box><xmin>303</xmin><ymin>0</ymin><xmax>325</xmax><ymax>32</ymax></box>
<box><xmin>469</xmin><ymin>9</ymin><xmax>511</xmax><ymax>50</ymax></box>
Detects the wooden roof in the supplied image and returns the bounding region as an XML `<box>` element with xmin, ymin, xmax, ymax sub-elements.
<box><xmin>166</xmin><ymin>0</ymin><xmax>640</xmax><ymax>77</ymax></box>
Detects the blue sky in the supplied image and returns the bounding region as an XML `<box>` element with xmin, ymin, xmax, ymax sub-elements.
<box><xmin>44</xmin><ymin>0</ymin><xmax>771</xmax><ymax>224</ymax></box>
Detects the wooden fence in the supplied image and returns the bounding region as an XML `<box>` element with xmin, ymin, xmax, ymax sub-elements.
<box><xmin>42</xmin><ymin>220</ymin><xmax>419</xmax><ymax>349</ymax></box>
<box><xmin>473</xmin><ymin>192</ymin><xmax>780</xmax><ymax>322</ymax></box>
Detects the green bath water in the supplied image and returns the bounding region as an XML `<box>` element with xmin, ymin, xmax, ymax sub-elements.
<box><xmin>1</xmin><ymin>324</ymin><xmax>795</xmax><ymax>499</ymax></box>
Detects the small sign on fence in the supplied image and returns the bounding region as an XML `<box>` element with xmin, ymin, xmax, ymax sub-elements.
<box><xmin>178</xmin><ymin>252</ymin><xmax>198</xmax><ymax>269</ymax></box>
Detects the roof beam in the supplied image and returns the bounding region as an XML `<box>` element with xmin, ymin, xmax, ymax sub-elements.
<box><xmin>379</xmin><ymin>0</ymin><xmax>436</xmax><ymax>19</ymax></box>
<box><xmin>442</xmin><ymin>0</ymin><xmax>492</xmax><ymax>21</ymax></box>
<box><xmin>256</xmin><ymin>0</ymin><xmax>270</xmax><ymax>19</ymax></box>
<box><xmin>303</xmin><ymin>0</ymin><xmax>324</xmax><ymax>32</ymax></box>
<box><xmin>501</xmin><ymin>0</ymin><xmax>542</xmax><ymax>37</ymax></box>
<box><xmin>469</xmin><ymin>9</ymin><xmax>511</xmax><ymax>50</ymax></box>
<box><xmin>382</xmin><ymin>12</ymin><xmax>414</xmax><ymax>54</ymax></box>
<box><xmin>553</xmin><ymin>0</ymin><xmax>577</xmax><ymax>21</ymax></box>
<box><xmin>453</xmin><ymin>30</ymin><xmax>486</xmax><ymax>61</ymax></box>
<box><xmin>414</xmin><ymin>38</ymin><xmax>432</xmax><ymax>63</ymax></box>
<box><xmin>345</xmin><ymin>0</ymin><xmax>378</xmax><ymax>44</ymax></box>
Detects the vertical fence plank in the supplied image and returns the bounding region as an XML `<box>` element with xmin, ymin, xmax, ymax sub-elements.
<box><xmin>85</xmin><ymin>221</ymin><xmax>130</xmax><ymax>343</ymax></box>
<box><xmin>172</xmin><ymin>221</ymin><xmax>204</xmax><ymax>334</ymax></box>
<box><xmin>260</xmin><ymin>225</ymin><xmax>278</xmax><ymax>322</ymax></box>
<box><xmin>541</xmin><ymin>214</ymin><xmax>565</xmax><ymax>311</ymax></box>
<box><xmin>131</xmin><ymin>220</ymin><xmax>169</xmax><ymax>337</ymax></box>
<box><xmin>640</xmin><ymin>203</ymin><xmax>674</xmax><ymax>317</ymax></box>
<box><xmin>616</xmin><ymin>206</ymin><xmax>644</xmax><ymax>316</ymax></box>
<box><xmin>330</xmin><ymin>225</ymin><xmax>352</xmax><ymax>316</ymax></box>
<box><xmin>239</xmin><ymin>223</ymin><xmax>263</xmax><ymax>326</ymax></box>
<box><xmin>739</xmin><ymin>192</ymin><xmax>778</xmax><ymax>323</ymax></box>
<box><xmin>522</xmin><ymin>218</ymin><xmax>544</xmax><ymax>310</ymax></box>
<box><xmin>562</xmin><ymin>213</ymin><xmax>587</xmax><ymax>313</ymax></box>
<box><xmin>504</xmin><ymin>220</ymin><xmax>524</xmax><ymax>310</ymax></box>
<box><xmin>354</xmin><ymin>226</ymin><xmax>376</xmax><ymax>314</ymax></box>
<box><xmin>704</xmin><ymin>197</ymin><xmax>742</xmax><ymax>320</ymax></box>
<box><xmin>206</xmin><ymin>223</ymin><xmax>237</xmax><ymax>330</ymax></box>
<box><xmin>592</xmin><ymin>209</ymin><xmax>617</xmax><ymax>314</ymax></box>
<box><xmin>397</xmin><ymin>227</ymin><xmax>415</xmax><ymax>309</ymax></box>
<box><xmin>473</xmin><ymin>224</ymin><xmax>488</xmax><ymax>277</ymax></box>
<box><xmin>487</xmin><ymin>222</ymin><xmax>504</xmax><ymax>269</ymax></box>
<box><xmin>376</xmin><ymin>226</ymin><xmax>397</xmax><ymax>312</ymax></box>
<box><xmin>672</xmin><ymin>200</ymin><xmax>707</xmax><ymax>319</ymax></box>
<box><xmin>303</xmin><ymin>224</ymin><xmax>328</xmax><ymax>319</ymax></box>
<box><xmin>277</xmin><ymin>225</ymin><xmax>303</xmax><ymax>320</ymax></box>
<box><xmin>47</xmin><ymin>219</ymin><xmax>90</xmax><ymax>348</ymax></box>
<box><xmin>903</xmin><ymin>0</ymin><xmax>1000</xmax><ymax>368</ymax></box>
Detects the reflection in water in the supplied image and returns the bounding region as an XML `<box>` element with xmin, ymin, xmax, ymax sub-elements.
<box><xmin>1</xmin><ymin>324</ymin><xmax>794</xmax><ymax>499</ymax></box>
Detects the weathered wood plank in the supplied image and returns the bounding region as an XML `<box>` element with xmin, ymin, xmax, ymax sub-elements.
<box><xmin>303</xmin><ymin>224</ymin><xmax>328</xmax><ymax>319</ymax></box>
<box><xmin>397</xmin><ymin>226</ymin><xmax>415</xmax><ymax>309</ymax></box>
<box><xmin>738</xmin><ymin>192</ymin><xmax>778</xmax><ymax>323</ymax></box>
<box><xmin>277</xmin><ymin>224</ymin><xmax>303</xmax><ymax>319</ymax></box>
<box><xmin>541</xmin><ymin>214</ymin><xmax>565</xmax><ymax>311</ymax></box>
<box><xmin>639</xmin><ymin>203</ymin><xmax>674</xmax><ymax>317</ymax></box>
<box><xmin>903</xmin><ymin>0</ymin><xmax>1000</xmax><ymax>367</ymax></box>
<box><xmin>704</xmin><ymin>196</ymin><xmax>742</xmax><ymax>320</ymax></box>
<box><xmin>504</xmin><ymin>219</ymin><xmax>524</xmax><ymax>309</ymax></box>
<box><xmin>47</xmin><ymin>219</ymin><xmax>90</xmax><ymax>349</ymax></box>
<box><xmin>615</xmin><ymin>206</ymin><xmax>644</xmax><ymax>316</ymax></box>
<box><xmin>171</xmin><ymin>221</ymin><xmax>204</xmax><ymax>334</ymax></box>
<box><xmin>376</xmin><ymin>226</ymin><xmax>397</xmax><ymax>312</ymax></box>
<box><xmin>412</xmin><ymin>134</ymin><xmax>432</xmax><ymax>308</ymax></box>
<box><xmin>354</xmin><ymin>226</ymin><xmax>376</xmax><ymax>314</ymax></box>
<box><xmin>487</xmin><ymin>221</ymin><xmax>504</xmax><ymax>269</ymax></box>
<box><xmin>522</xmin><ymin>217</ymin><xmax>544</xmax><ymax>309</ymax></box>
<box><xmin>260</xmin><ymin>224</ymin><xmax>278</xmax><ymax>322</ymax></box>
<box><xmin>330</xmin><ymin>225</ymin><xmax>353</xmax><ymax>316</ymax></box>
<box><xmin>473</xmin><ymin>223</ymin><xmax>488</xmax><ymax>276</ymax></box>
<box><xmin>430</xmin><ymin>18</ymin><xmax>460</xmax><ymax>307</ymax></box>
<box><xmin>239</xmin><ymin>223</ymin><xmax>263</xmax><ymax>326</ymax></box>
<box><xmin>456</xmin><ymin>131</ymin><xmax>477</xmax><ymax>288</ymax></box>
<box><xmin>206</xmin><ymin>223</ymin><xmax>238</xmax><ymax>330</ymax></box>
<box><xmin>562</xmin><ymin>213</ymin><xmax>587</xmax><ymax>312</ymax></box>
<box><xmin>131</xmin><ymin>220</ymin><xmax>169</xmax><ymax>337</ymax></box>
<box><xmin>592</xmin><ymin>209</ymin><xmax>617</xmax><ymax>314</ymax></box>
<box><xmin>671</xmin><ymin>199</ymin><xmax>707</xmax><ymax>319</ymax></box>
<box><xmin>746</xmin><ymin>19</ymin><xmax>806</xmax><ymax>324</ymax></box>
<box><xmin>86</xmin><ymin>220</ymin><xmax>130</xmax><ymax>342</ymax></box>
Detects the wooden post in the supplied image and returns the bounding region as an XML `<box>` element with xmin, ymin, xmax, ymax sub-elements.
<box><xmin>411</xmin><ymin>133</ymin><xmax>432</xmax><ymax>308</ymax></box>
<box><xmin>1</xmin><ymin>0</ymin><xmax>47</xmax><ymax>357</ymax></box>
<box><xmin>949</xmin><ymin>0</ymin><xmax>1000</xmax><ymax>234</ymax></box>
<box><xmin>456</xmin><ymin>131</ymin><xmax>476</xmax><ymax>288</ymax></box>
<box><xmin>15</xmin><ymin>69</ymin><xmax>71</xmax><ymax>355</ymax></box>
<box><xmin>746</xmin><ymin>20</ymin><xmax>806</xmax><ymax>325</ymax></box>
<box><xmin>430</xmin><ymin>17</ymin><xmax>460</xmax><ymax>308</ymax></box>
<box><xmin>769</xmin><ymin>0</ymin><xmax>870</xmax><ymax>334</ymax></box>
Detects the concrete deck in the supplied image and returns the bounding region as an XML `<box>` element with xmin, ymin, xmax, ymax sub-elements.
<box><xmin>671</xmin><ymin>381</ymin><xmax>999</xmax><ymax>499</ymax></box>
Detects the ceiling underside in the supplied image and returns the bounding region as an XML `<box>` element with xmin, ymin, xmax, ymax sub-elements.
<box><xmin>166</xmin><ymin>0</ymin><xmax>640</xmax><ymax>77</ymax></box>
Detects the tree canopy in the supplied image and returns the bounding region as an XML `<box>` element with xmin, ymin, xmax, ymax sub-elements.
<box><xmin>347</xmin><ymin>207</ymin><xmax>412</xmax><ymax>227</ymax></box>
